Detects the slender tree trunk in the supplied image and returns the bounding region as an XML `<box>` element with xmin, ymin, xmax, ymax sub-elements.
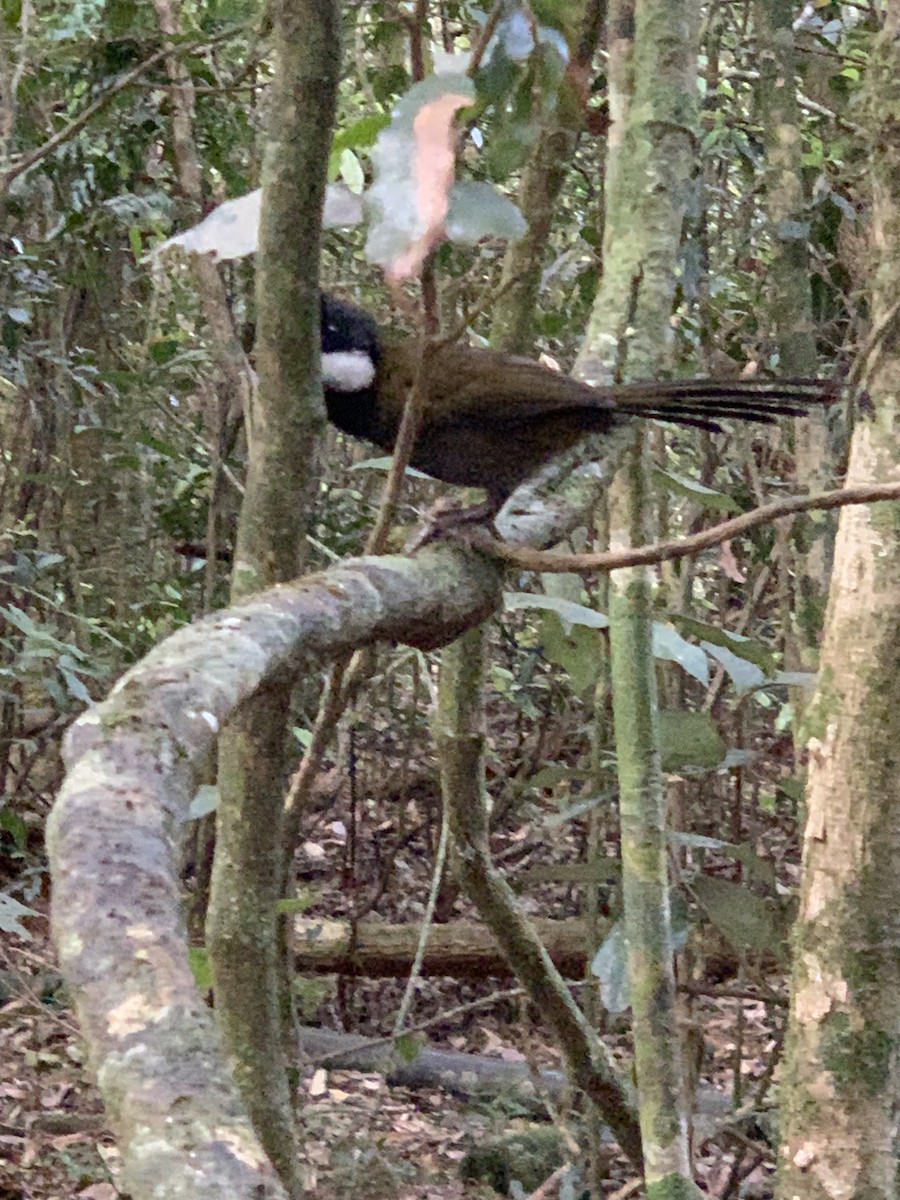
<box><xmin>581</xmin><ymin>1</ymin><xmax>702</xmax><ymax>1192</ymax></box>
<box><xmin>489</xmin><ymin>119</ymin><xmax>577</xmax><ymax>354</ymax></box>
<box><xmin>433</xmin><ymin>36</ymin><xmax>642</xmax><ymax>1161</ymax></box>
<box><xmin>753</xmin><ymin>0</ymin><xmax>831</xmax><ymax>724</ymax></box>
<box><xmin>438</xmin><ymin>628</ymin><xmax>643</xmax><ymax>1169</ymax></box>
<box><xmin>206</xmin><ymin>2</ymin><xmax>341</xmax><ymax>1194</ymax></box>
<box><xmin>777</xmin><ymin>10</ymin><xmax>900</xmax><ymax>1200</ymax></box>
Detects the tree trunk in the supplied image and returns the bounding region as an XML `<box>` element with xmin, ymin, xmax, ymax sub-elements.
<box><xmin>581</xmin><ymin>0</ymin><xmax>702</xmax><ymax>1191</ymax></box>
<box><xmin>777</xmin><ymin>10</ymin><xmax>900</xmax><ymax>1199</ymax></box>
<box><xmin>206</xmin><ymin>2</ymin><xmax>342</xmax><ymax>1194</ymax></box>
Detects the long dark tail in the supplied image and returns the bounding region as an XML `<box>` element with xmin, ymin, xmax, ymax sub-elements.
<box><xmin>610</xmin><ymin>377</ymin><xmax>837</xmax><ymax>429</ymax></box>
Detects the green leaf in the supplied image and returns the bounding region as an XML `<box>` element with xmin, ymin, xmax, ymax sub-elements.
<box><xmin>670</xmin><ymin>832</ymin><xmax>776</xmax><ymax>887</ymax></box>
<box><xmin>520</xmin><ymin>860</ymin><xmax>620</xmax><ymax>885</ymax></box>
<box><xmin>691</xmin><ymin>875</ymin><xmax>783</xmax><ymax>956</ymax></box>
<box><xmin>275</xmin><ymin>893</ymin><xmax>314</xmax><ymax>915</ymax></box>
<box><xmin>777</xmin><ymin>776</ymin><xmax>805</xmax><ymax>803</ymax></box>
<box><xmin>394</xmin><ymin>1032</ymin><xmax>423</xmax><ymax>1062</ymax></box>
<box><xmin>349</xmin><ymin>456</ymin><xmax>432</xmax><ymax>480</ymax></box>
<box><xmin>673</xmin><ymin>616</ymin><xmax>773</xmax><ymax>672</ymax></box>
<box><xmin>445</xmin><ymin>181</ymin><xmax>527</xmax><ymax>244</ymax></box>
<box><xmin>339</xmin><ymin>148</ymin><xmax>365</xmax><ymax>195</ymax></box>
<box><xmin>485</xmin><ymin>116</ymin><xmax>539</xmax><ymax>179</ymax></box>
<box><xmin>654</xmin><ymin>468</ymin><xmax>739</xmax><ymax>513</ymax></box>
<box><xmin>544</xmin><ymin>789</ymin><xmax>618</xmax><ymax>825</ymax></box>
<box><xmin>59</xmin><ymin>668</ymin><xmax>91</xmax><ymax>704</ymax></box>
<box><xmin>540</xmin><ymin>572</ymin><xmax>590</xmax><ymax>605</ymax></box>
<box><xmin>652</xmin><ymin>623</ymin><xmax>709</xmax><ymax>684</ymax></box>
<box><xmin>528</xmin><ymin>764</ymin><xmax>589</xmax><ymax>788</ymax></box>
<box><xmin>475</xmin><ymin>40</ymin><xmax>520</xmax><ymax>106</ymax></box>
<box><xmin>659</xmin><ymin>710</ymin><xmax>726</xmax><ymax>772</ymax></box>
<box><xmin>331</xmin><ymin>113</ymin><xmax>392</xmax><ymax>157</ymax></box>
<box><xmin>770</xmin><ymin>670</ymin><xmax>817</xmax><ymax>688</ymax></box>
<box><xmin>504</xmin><ymin>592</ymin><xmax>609</xmax><ymax>628</ymax></box>
<box><xmin>188</xmin><ymin>946</ymin><xmax>213</xmax><ymax>992</ymax></box>
<box><xmin>591</xmin><ymin>921</ymin><xmax>629</xmax><ymax>1013</ymax></box>
<box><xmin>0</xmin><ymin>605</ymin><xmax>38</xmax><ymax>635</ymax></box>
<box><xmin>0</xmin><ymin>809</ymin><xmax>29</xmax><ymax>852</ymax></box>
<box><xmin>700</xmin><ymin>641</ymin><xmax>766</xmax><ymax>694</ymax></box>
<box><xmin>721</xmin><ymin>748</ymin><xmax>758</xmax><ymax>769</ymax></box>
<box><xmin>0</xmin><ymin>891</ymin><xmax>36</xmax><ymax>939</ymax></box>
<box><xmin>775</xmin><ymin>218</ymin><xmax>811</xmax><ymax>241</ymax></box>
<box><xmin>134</xmin><ymin>433</ymin><xmax>181</xmax><ymax>459</ymax></box>
<box><xmin>33</xmin><ymin>551</ymin><xmax>65</xmax><ymax>571</ymax></box>
<box><xmin>148</xmin><ymin>338</ymin><xmax>181</xmax><ymax>364</ymax></box>
<box><xmin>539</xmin><ymin>612</ymin><xmax>601</xmax><ymax>694</ymax></box>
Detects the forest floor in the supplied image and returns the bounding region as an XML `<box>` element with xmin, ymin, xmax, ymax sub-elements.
<box><xmin>3</xmin><ymin>914</ymin><xmax>579</xmax><ymax>1200</ymax></box>
<box><xmin>1</xmin><ymin>893</ymin><xmax>783</xmax><ymax>1200</ymax></box>
<box><xmin>2</xmin><ymin>733</ymin><xmax>792</xmax><ymax>1199</ymax></box>
<box><xmin>2</xmin><ymin>916</ymin><xmax>480</xmax><ymax>1200</ymax></box>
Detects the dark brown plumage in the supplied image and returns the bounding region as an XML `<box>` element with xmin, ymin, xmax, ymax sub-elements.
<box><xmin>320</xmin><ymin>295</ymin><xmax>834</xmax><ymax>515</ymax></box>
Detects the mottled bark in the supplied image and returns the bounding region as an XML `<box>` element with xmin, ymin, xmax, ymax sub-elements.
<box><xmin>580</xmin><ymin>0</ymin><xmax>701</xmax><ymax>1193</ymax></box>
<box><xmin>753</xmin><ymin>0</ymin><xmax>831</xmax><ymax>711</ymax></box>
<box><xmin>292</xmin><ymin>914</ymin><xmax>599</xmax><ymax>976</ymax></box>
<box><xmin>777</xmin><ymin>11</ymin><xmax>900</xmax><ymax>1200</ymax></box>
<box><xmin>47</xmin><ymin>544</ymin><xmax>502</xmax><ymax>1199</ymax></box>
<box><xmin>205</xmin><ymin>3</ymin><xmax>342</xmax><ymax>1192</ymax></box>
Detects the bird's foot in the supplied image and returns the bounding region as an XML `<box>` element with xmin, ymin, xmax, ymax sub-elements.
<box><xmin>406</xmin><ymin>497</ymin><xmax>500</xmax><ymax>552</ymax></box>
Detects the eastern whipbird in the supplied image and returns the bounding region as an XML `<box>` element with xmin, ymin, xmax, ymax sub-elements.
<box><xmin>320</xmin><ymin>294</ymin><xmax>835</xmax><ymax>522</ymax></box>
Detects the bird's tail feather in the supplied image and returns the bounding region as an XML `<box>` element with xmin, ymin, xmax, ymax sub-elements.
<box><xmin>611</xmin><ymin>378</ymin><xmax>837</xmax><ymax>427</ymax></box>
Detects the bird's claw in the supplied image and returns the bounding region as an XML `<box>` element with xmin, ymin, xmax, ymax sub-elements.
<box><xmin>405</xmin><ymin>497</ymin><xmax>500</xmax><ymax>552</ymax></box>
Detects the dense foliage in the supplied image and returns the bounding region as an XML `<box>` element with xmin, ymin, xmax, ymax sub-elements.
<box><xmin>0</xmin><ymin>1</ymin><xmax>886</xmax><ymax>1194</ymax></box>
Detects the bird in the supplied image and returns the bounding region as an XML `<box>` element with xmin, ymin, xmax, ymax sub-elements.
<box><xmin>319</xmin><ymin>293</ymin><xmax>834</xmax><ymax>520</ymax></box>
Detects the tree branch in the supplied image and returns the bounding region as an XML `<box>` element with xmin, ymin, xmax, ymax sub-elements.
<box><xmin>475</xmin><ymin>481</ymin><xmax>900</xmax><ymax>574</ymax></box>
<box><xmin>47</xmin><ymin>547</ymin><xmax>502</xmax><ymax>1200</ymax></box>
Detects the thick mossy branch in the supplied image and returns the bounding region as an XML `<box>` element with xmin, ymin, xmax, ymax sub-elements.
<box><xmin>47</xmin><ymin>547</ymin><xmax>501</xmax><ymax>1200</ymax></box>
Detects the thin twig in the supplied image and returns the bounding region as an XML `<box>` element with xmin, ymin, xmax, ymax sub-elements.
<box><xmin>439</xmin><ymin>268</ymin><xmax>529</xmax><ymax>347</ymax></box>
<box><xmin>679</xmin><ymin>982</ymin><xmax>786</xmax><ymax>1005</ymax></box>
<box><xmin>391</xmin><ymin>799</ymin><xmax>450</xmax><ymax>1037</ymax></box>
<box><xmin>470</xmin><ymin>481</ymin><xmax>900</xmax><ymax>574</ymax></box>
<box><xmin>468</xmin><ymin>0</ymin><xmax>505</xmax><ymax>74</ymax></box>
<box><xmin>365</xmin><ymin>339</ymin><xmax>432</xmax><ymax>551</ymax></box>
<box><xmin>525</xmin><ymin>1165</ymin><xmax>570</xmax><ymax>1200</ymax></box>
<box><xmin>846</xmin><ymin>296</ymin><xmax>900</xmax><ymax>392</ymax></box>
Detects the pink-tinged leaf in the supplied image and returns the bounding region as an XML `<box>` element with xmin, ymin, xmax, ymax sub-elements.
<box><xmin>719</xmin><ymin>538</ymin><xmax>746</xmax><ymax>582</ymax></box>
<box><xmin>393</xmin><ymin>91</ymin><xmax>471</xmax><ymax>279</ymax></box>
<box><xmin>365</xmin><ymin>74</ymin><xmax>475</xmax><ymax>280</ymax></box>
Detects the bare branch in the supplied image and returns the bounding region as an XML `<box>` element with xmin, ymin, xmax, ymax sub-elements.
<box><xmin>475</xmin><ymin>481</ymin><xmax>900</xmax><ymax>574</ymax></box>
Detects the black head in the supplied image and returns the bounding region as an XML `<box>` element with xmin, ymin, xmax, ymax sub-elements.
<box><xmin>320</xmin><ymin>294</ymin><xmax>381</xmax><ymax>394</ymax></box>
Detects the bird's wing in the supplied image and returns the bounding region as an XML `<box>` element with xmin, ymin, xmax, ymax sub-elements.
<box><xmin>382</xmin><ymin>341</ymin><xmax>608</xmax><ymax>425</ymax></box>
<box><xmin>382</xmin><ymin>338</ymin><xmax>833</xmax><ymax>425</ymax></box>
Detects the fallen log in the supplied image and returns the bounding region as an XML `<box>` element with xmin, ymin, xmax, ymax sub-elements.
<box><xmin>294</xmin><ymin>916</ymin><xmax>594</xmax><ymax>977</ymax></box>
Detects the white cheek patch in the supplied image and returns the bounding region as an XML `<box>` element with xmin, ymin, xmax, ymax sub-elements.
<box><xmin>321</xmin><ymin>350</ymin><xmax>376</xmax><ymax>392</ymax></box>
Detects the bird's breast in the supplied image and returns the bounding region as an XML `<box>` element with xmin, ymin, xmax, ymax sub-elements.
<box><xmin>323</xmin><ymin>381</ymin><xmax>395</xmax><ymax>450</ymax></box>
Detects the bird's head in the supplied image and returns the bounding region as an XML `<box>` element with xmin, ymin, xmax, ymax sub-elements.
<box><xmin>320</xmin><ymin>294</ymin><xmax>381</xmax><ymax>393</ymax></box>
